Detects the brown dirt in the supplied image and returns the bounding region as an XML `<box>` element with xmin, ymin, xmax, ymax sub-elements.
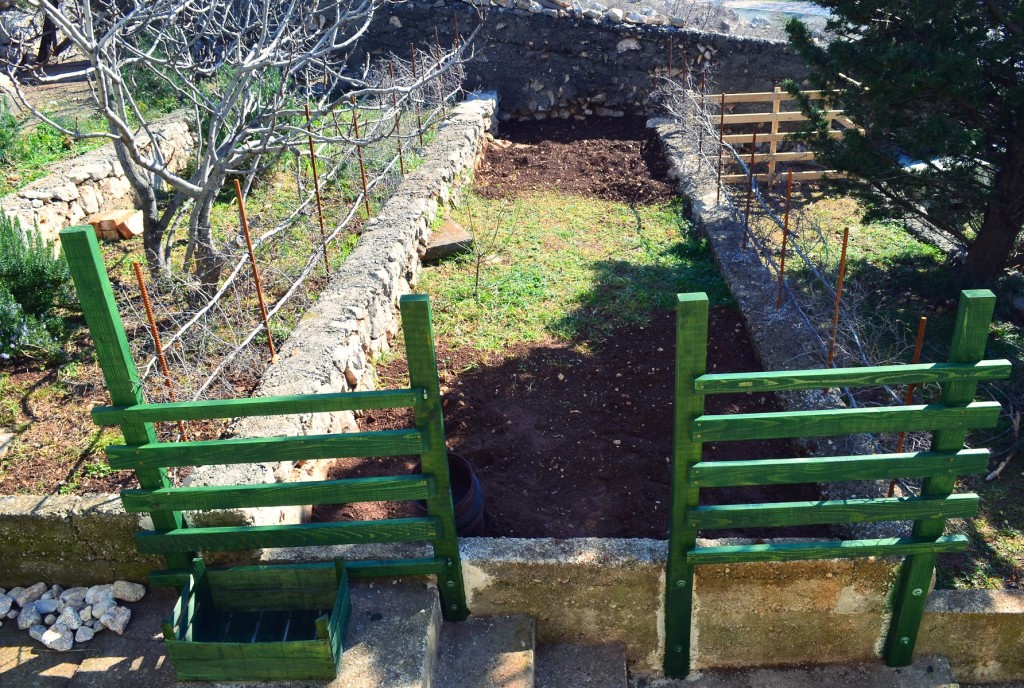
<box><xmin>318</xmin><ymin>116</ymin><xmax>823</xmax><ymax>538</ymax></box>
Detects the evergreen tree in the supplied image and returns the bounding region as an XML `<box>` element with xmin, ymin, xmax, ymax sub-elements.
<box><xmin>786</xmin><ymin>1</ymin><xmax>1024</xmax><ymax>281</ymax></box>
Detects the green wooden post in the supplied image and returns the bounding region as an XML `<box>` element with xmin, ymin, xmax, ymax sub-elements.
<box><xmin>400</xmin><ymin>294</ymin><xmax>469</xmax><ymax>620</ymax></box>
<box><xmin>664</xmin><ymin>293</ymin><xmax>709</xmax><ymax>678</ymax></box>
<box><xmin>884</xmin><ymin>289</ymin><xmax>995</xmax><ymax>665</ymax></box>
<box><xmin>60</xmin><ymin>226</ymin><xmax>192</xmax><ymax>573</ymax></box>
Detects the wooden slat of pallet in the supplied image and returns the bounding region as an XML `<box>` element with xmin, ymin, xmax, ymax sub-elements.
<box><xmin>121</xmin><ymin>475</ymin><xmax>434</xmax><ymax>513</ymax></box>
<box><xmin>694</xmin><ymin>360</ymin><xmax>1011</xmax><ymax>394</ymax></box>
<box><xmin>92</xmin><ymin>388</ymin><xmax>422</xmax><ymax>426</ymax></box>
<box><xmin>721</xmin><ymin>170</ymin><xmax>846</xmax><ymax>183</ymax></box>
<box><xmin>204</xmin><ymin>564</ymin><xmax>340</xmax><ymax>613</ymax></box>
<box><xmin>722</xmin><ymin>131</ymin><xmax>845</xmax><ymax>145</ymax></box>
<box><xmin>686</xmin><ymin>535</ymin><xmax>968</xmax><ymax>564</ymax></box>
<box><xmin>688</xmin><ymin>494</ymin><xmax>978</xmax><ymax>530</ymax></box>
<box><xmin>717</xmin><ymin>90</ymin><xmax>824</xmax><ymax>104</ymax></box>
<box><xmin>106</xmin><ymin>429</ymin><xmax>424</xmax><ymax>470</ymax></box>
<box><xmin>164</xmin><ymin>638</ymin><xmax>337</xmax><ymax>681</ymax></box>
<box><xmin>721</xmin><ymin>109</ymin><xmax>843</xmax><ymax>125</ymax></box>
<box><xmin>689</xmin><ymin>449</ymin><xmax>989</xmax><ymax>488</ymax></box>
<box><xmin>136</xmin><ymin>518</ymin><xmax>439</xmax><ymax>553</ymax></box>
<box><xmin>691</xmin><ymin>401</ymin><xmax>1000</xmax><ymax>442</ymax></box>
<box><xmin>750</xmin><ymin>151</ymin><xmax>817</xmax><ymax>164</ymax></box>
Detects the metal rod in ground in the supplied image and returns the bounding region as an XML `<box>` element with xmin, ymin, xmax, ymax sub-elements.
<box><xmin>454</xmin><ymin>14</ymin><xmax>460</xmax><ymax>49</ymax></box>
<box><xmin>350</xmin><ymin>95</ymin><xmax>372</xmax><ymax>218</ymax></box>
<box><xmin>743</xmin><ymin>131</ymin><xmax>757</xmax><ymax>249</ymax></box>
<box><xmin>825</xmin><ymin>225</ymin><xmax>851</xmax><ymax>377</ymax></box>
<box><xmin>435</xmin><ymin>28</ymin><xmax>447</xmax><ymax>119</ymax></box>
<box><xmin>389</xmin><ymin>62</ymin><xmax>406</xmax><ymax>176</ymax></box>
<box><xmin>889</xmin><ymin>316</ymin><xmax>928</xmax><ymax>496</ymax></box>
<box><xmin>233</xmin><ymin>179</ymin><xmax>278</xmax><ymax>364</ymax></box>
<box><xmin>776</xmin><ymin>169</ymin><xmax>794</xmax><ymax>308</ymax></box>
<box><xmin>716</xmin><ymin>92</ymin><xmax>725</xmax><ymax>204</ymax></box>
<box><xmin>304</xmin><ymin>103</ymin><xmax>331</xmax><ymax>276</ymax></box>
<box><xmin>410</xmin><ymin>43</ymin><xmax>425</xmax><ymax>146</ymax></box>
<box><xmin>668</xmin><ymin>35</ymin><xmax>673</xmax><ymax>78</ymax></box>
<box><xmin>698</xmin><ymin>71</ymin><xmax>707</xmax><ymax>154</ymax></box>
<box><xmin>132</xmin><ymin>261</ymin><xmax>188</xmax><ymax>441</ymax></box>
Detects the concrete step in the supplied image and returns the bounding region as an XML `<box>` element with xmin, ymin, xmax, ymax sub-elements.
<box><xmin>434</xmin><ymin>614</ymin><xmax>536</xmax><ymax>688</ymax></box>
<box><xmin>535</xmin><ymin>643</ymin><xmax>628</xmax><ymax>688</ymax></box>
<box><xmin>631</xmin><ymin>655</ymin><xmax>960</xmax><ymax>688</ymax></box>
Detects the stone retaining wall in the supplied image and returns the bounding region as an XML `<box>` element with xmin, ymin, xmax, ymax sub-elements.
<box><xmin>0</xmin><ymin>112</ymin><xmax>195</xmax><ymax>245</ymax></box>
<box><xmin>359</xmin><ymin>0</ymin><xmax>807</xmax><ymax>121</ymax></box>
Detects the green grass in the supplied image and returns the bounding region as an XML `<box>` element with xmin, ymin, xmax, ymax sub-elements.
<box><xmin>420</xmin><ymin>190</ymin><xmax>731</xmax><ymax>352</ymax></box>
<box><xmin>0</xmin><ymin>111</ymin><xmax>109</xmax><ymax>196</ymax></box>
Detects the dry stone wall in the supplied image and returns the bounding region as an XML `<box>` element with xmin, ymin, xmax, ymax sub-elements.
<box><xmin>0</xmin><ymin>112</ymin><xmax>194</xmax><ymax>244</ymax></box>
<box><xmin>359</xmin><ymin>0</ymin><xmax>807</xmax><ymax>121</ymax></box>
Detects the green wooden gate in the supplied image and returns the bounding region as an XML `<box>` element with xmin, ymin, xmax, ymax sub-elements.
<box><xmin>62</xmin><ymin>225</ymin><xmax>468</xmax><ymax>680</ymax></box>
<box><xmin>665</xmin><ymin>290</ymin><xmax>1010</xmax><ymax>678</ymax></box>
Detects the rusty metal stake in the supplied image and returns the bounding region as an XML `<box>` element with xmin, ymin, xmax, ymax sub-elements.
<box><xmin>133</xmin><ymin>262</ymin><xmax>188</xmax><ymax>442</ymax></box>
<box><xmin>233</xmin><ymin>179</ymin><xmax>278</xmax><ymax>364</ymax></box>
<box><xmin>716</xmin><ymin>92</ymin><xmax>725</xmax><ymax>204</ymax></box>
<box><xmin>889</xmin><ymin>316</ymin><xmax>928</xmax><ymax>496</ymax></box>
<box><xmin>435</xmin><ymin>28</ymin><xmax>447</xmax><ymax>119</ymax></box>
<box><xmin>350</xmin><ymin>95</ymin><xmax>371</xmax><ymax>218</ymax></box>
<box><xmin>304</xmin><ymin>103</ymin><xmax>331</xmax><ymax>275</ymax></box>
<box><xmin>454</xmin><ymin>14</ymin><xmax>460</xmax><ymax>49</ymax></box>
<box><xmin>698</xmin><ymin>71</ymin><xmax>707</xmax><ymax>153</ymax></box>
<box><xmin>411</xmin><ymin>43</ymin><xmax>424</xmax><ymax>146</ymax></box>
<box><xmin>668</xmin><ymin>35</ymin><xmax>673</xmax><ymax>77</ymax></box>
<box><xmin>776</xmin><ymin>169</ymin><xmax>794</xmax><ymax>308</ymax></box>
<box><xmin>825</xmin><ymin>226</ymin><xmax>851</xmax><ymax>376</ymax></box>
<box><xmin>389</xmin><ymin>62</ymin><xmax>406</xmax><ymax>176</ymax></box>
<box><xmin>742</xmin><ymin>131</ymin><xmax>757</xmax><ymax>249</ymax></box>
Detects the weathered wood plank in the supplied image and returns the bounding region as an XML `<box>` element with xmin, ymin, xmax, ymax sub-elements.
<box><xmin>722</xmin><ymin>131</ymin><xmax>845</xmax><ymax>145</ymax></box>
<box><xmin>106</xmin><ymin>429</ymin><xmax>424</xmax><ymax>470</ymax></box>
<box><xmin>121</xmin><ymin>475</ymin><xmax>434</xmax><ymax>513</ymax></box>
<box><xmin>721</xmin><ymin>109</ymin><xmax>842</xmax><ymax>125</ymax></box>
<box><xmin>689</xmin><ymin>449</ymin><xmax>990</xmax><ymax>487</ymax></box>
<box><xmin>92</xmin><ymin>389</ymin><xmax>422</xmax><ymax>426</ymax></box>
<box><xmin>136</xmin><ymin>518</ymin><xmax>439</xmax><ymax>553</ymax></box>
<box><xmin>687</xmin><ymin>535</ymin><xmax>968</xmax><ymax>564</ymax></box>
<box><xmin>717</xmin><ymin>90</ymin><xmax>824</xmax><ymax>103</ymax></box>
<box><xmin>689</xmin><ymin>494</ymin><xmax>978</xmax><ymax>530</ymax></box>
<box><xmin>694</xmin><ymin>361</ymin><xmax>1010</xmax><ymax>393</ymax></box>
<box><xmin>721</xmin><ymin>170</ymin><xmax>847</xmax><ymax>183</ymax></box>
<box><xmin>164</xmin><ymin>638</ymin><xmax>337</xmax><ymax>681</ymax></box>
<box><xmin>691</xmin><ymin>402</ymin><xmax>1000</xmax><ymax>442</ymax></box>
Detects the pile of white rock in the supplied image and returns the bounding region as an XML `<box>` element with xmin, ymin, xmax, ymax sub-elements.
<box><xmin>0</xmin><ymin>580</ymin><xmax>146</xmax><ymax>652</ymax></box>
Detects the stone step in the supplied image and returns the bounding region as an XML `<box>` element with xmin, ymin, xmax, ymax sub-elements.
<box><xmin>630</xmin><ymin>655</ymin><xmax>960</xmax><ymax>688</ymax></box>
<box><xmin>434</xmin><ymin>614</ymin><xmax>536</xmax><ymax>688</ymax></box>
<box><xmin>535</xmin><ymin>643</ymin><xmax>628</xmax><ymax>688</ymax></box>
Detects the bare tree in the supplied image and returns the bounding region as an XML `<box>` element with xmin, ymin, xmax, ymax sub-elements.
<box><xmin>10</xmin><ymin>0</ymin><xmax>472</xmax><ymax>288</ymax></box>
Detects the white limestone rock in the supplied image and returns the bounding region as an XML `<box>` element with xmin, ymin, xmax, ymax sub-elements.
<box><xmin>112</xmin><ymin>581</ymin><xmax>146</xmax><ymax>603</ymax></box>
<box><xmin>99</xmin><ymin>606</ymin><xmax>131</xmax><ymax>635</ymax></box>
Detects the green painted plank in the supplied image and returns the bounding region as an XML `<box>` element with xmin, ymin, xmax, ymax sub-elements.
<box><xmin>691</xmin><ymin>402</ymin><xmax>1000</xmax><ymax>442</ymax></box>
<box><xmin>689</xmin><ymin>494</ymin><xmax>978</xmax><ymax>530</ymax></box>
<box><xmin>121</xmin><ymin>475</ymin><xmax>434</xmax><ymax>513</ymax></box>
<box><xmin>207</xmin><ymin>563</ymin><xmax>341</xmax><ymax>613</ymax></box>
<box><xmin>689</xmin><ymin>449</ymin><xmax>990</xmax><ymax>487</ymax></box>
<box><xmin>164</xmin><ymin>638</ymin><xmax>336</xmax><ymax>681</ymax></box>
<box><xmin>694</xmin><ymin>360</ymin><xmax>1010</xmax><ymax>393</ymax></box>
<box><xmin>886</xmin><ymin>290</ymin><xmax>997</xmax><ymax>666</ymax></box>
<box><xmin>92</xmin><ymin>389</ymin><xmax>422</xmax><ymax>426</ymax></box>
<box><xmin>149</xmin><ymin>557</ymin><xmax>447</xmax><ymax>589</ymax></box>
<box><xmin>106</xmin><ymin>429</ymin><xmax>424</xmax><ymax>470</ymax></box>
<box><xmin>345</xmin><ymin>557</ymin><xmax>447</xmax><ymax>578</ymax></box>
<box><xmin>686</xmin><ymin>535</ymin><xmax>969</xmax><ymax>564</ymax></box>
<box><xmin>327</xmin><ymin>563</ymin><xmax>350</xmax><ymax>668</ymax></box>
<box><xmin>401</xmin><ymin>295</ymin><xmax>468</xmax><ymax>621</ymax></box>
<box><xmin>60</xmin><ymin>226</ymin><xmax>191</xmax><ymax>571</ymax></box>
<box><xmin>136</xmin><ymin>518</ymin><xmax>439</xmax><ymax>553</ymax></box>
<box><xmin>665</xmin><ymin>292</ymin><xmax>709</xmax><ymax>679</ymax></box>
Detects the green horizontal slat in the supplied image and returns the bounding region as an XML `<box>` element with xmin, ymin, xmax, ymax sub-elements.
<box><xmin>693</xmin><ymin>360</ymin><xmax>1010</xmax><ymax>394</ymax></box>
<box><xmin>691</xmin><ymin>402</ymin><xmax>1000</xmax><ymax>442</ymax></box>
<box><xmin>148</xmin><ymin>557</ymin><xmax>447</xmax><ymax>590</ymax></box>
<box><xmin>92</xmin><ymin>388</ymin><xmax>423</xmax><ymax>426</ymax></box>
<box><xmin>136</xmin><ymin>518</ymin><xmax>439</xmax><ymax>553</ymax></box>
<box><xmin>690</xmin><ymin>449</ymin><xmax>990</xmax><ymax>488</ymax></box>
<box><xmin>107</xmin><ymin>429</ymin><xmax>424</xmax><ymax>470</ymax></box>
<box><xmin>686</xmin><ymin>534</ymin><xmax>969</xmax><ymax>564</ymax></box>
<box><xmin>689</xmin><ymin>493</ymin><xmax>978</xmax><ymax>530</ymax></box>
<box><xmin>121</xmin><ymin>475</ymin><xmax>434</xmax><ymax>513</ymax></box>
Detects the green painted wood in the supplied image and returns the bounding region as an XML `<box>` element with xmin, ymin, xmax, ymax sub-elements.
<box><xmin>136</xmin><ymin>518</ymin><xmax>439</xmax><ymax>553</ymax></box>
<box><xmin>689</xmin><ymin>494</ymin><xmax>978</xmax><ymax>530</ymax></box>
<box><xmin>106</xmin><ymin>429</ymin><xmax>424</xmax><ymax>470</ymax></box>
<box><xmin>686</xmin><ymin>535</ymin><xmax>969</xmax><ymax>564</ymax></box>
<box><xmin>665</xmin><ymin>293</ymin><xmax>709</xmax><ymax>679</ymax></box>
<box><xmin>149</xmin><ymin>557</ymin><xmax>447</xmax><ymax>589</ymax></box>
<box><xmin>886</xmin><ymin>290</ymin><xmax>997</xmax><ymax>666</ymax></box>
<box><xmin>164</xmin><ymin>638</ymin><xmax>337</xmax><ymax>681</ymax></box>
<box><xmin>206</xmin><ymin>564</ymin><xmax>342</xmax><ymax>613</ymax></box>
<box><xmin>401</xmin><ymin>295</ymin><xmax>468</xmax><ymax>621</ymax></box>
<box><xmin>121</xmin><ymin>475</ymin><xmax>434</xmax><ymax>513</ymax></box>
<box><xmin>327</xmin><ymin>563</ymin><xmax>350</xmax><ymax>669</ymax></box>
<box><xmin>92</xmin><ymin>389</ymin><xmax>422</xmax><ymax>426</ymax></box>
<box><xmin>694</xmin><ymin>360</ymin><xmax>1010</xmax><ymax>393</ymax></box>
<box><xmin>689</xmin><ymin>449</ymin><xmax>990</xmax><ymax>487</ymax></box>
<box><xmin>60</xmin><ymin>226</ymin><xmax>191</xmax><ymax>572</ymax></box>
<box><xmin>691</xmin><ymin>402</ymin><xmax>1000</xmax><ymax>442</ymax></box>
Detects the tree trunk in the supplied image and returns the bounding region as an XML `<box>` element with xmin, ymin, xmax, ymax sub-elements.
<box><xmin>114</xmin><ymin>142</ymin><xmax>170</xmax><ymax>277</ymax></box>
<box><xmin>965</xmin><ymin>119</ymin><xmax>1024</xmax><ymax>281</ymax></box>
<box><xmin>190</xmin><ymin>192</ymin><xmax>225</xmax><ymax>291</ymax></box>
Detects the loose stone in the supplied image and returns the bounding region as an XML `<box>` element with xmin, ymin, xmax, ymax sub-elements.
<box><xmin>60</xmin><ymin>587</ymin><xmax>88</xmax><ymax>608</ymax></box>
<box><xmin>75</xmin><ymin>626</ymin><xmax>95</xmax><ymax>643</ymax></box>
<box><xmin>44</xmin><ymin>614</ymin><xmax>57</xmax><ymax>626</ymax></box>
<box><xmin>40</xmin><ymin>624</ymin><xmax>74</xmax><ymax>652</ymax></box>
<box><xmin>0</xmin><ymin>594</ymin><xmax>12</xmax><ymax>615</ymax></box>
<box><xmin>34</xmin><ymin>598</ymin><xmax>59</xmax><ymax>615</ymax></box>
<box><xmin>85</xmin><ymin>584</ymin><xmax>114</xmax><ymax>606</ymax></box>
<box><xmin>56</xmin><ymin>607</ymin><xmax>82</xmax><ymax>630</ymax></box>
<box><xmin>17</xmin><ymin>604</ymin><xmax>42</xmax><ymax>630</ymax></box>
<box><xmin>29</xmin><ymin>624</ymin><xmax>47</xmax><ymax>641</ymax></box>
<box><xmin>91</xmin><ymin>595</ymin><xmax>117</xmax><ymax>619</ymax></box>
<box><xmin>100</xmin><ymin>606</ymin><xmax>131</xmax><ymax>635</ymax></box>
<box><xmin>6</xmin><ymin>610</ymin><xmax>17</xmax><ymax>620</ymax></box>
<box><xmin>112</xmin><ymin>581</ymin><xmax>146</xmax><ymax>603</ymax></box>
<box><xmin>79</xmin><ymin>606</ymin><xmax>93</xmax><ymax>622</ymax></box>
<box><xmin>13</xmin><ymin>582</ymin><xmax>47</xmax><ymax>608</ymax></box>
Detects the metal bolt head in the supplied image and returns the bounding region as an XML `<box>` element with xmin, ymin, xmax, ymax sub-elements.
<box><xmin>912</xmin><ymin>588</ymin><xmax>923</xmax><ymax>597</ymax></box>
<box><xmin>450</xmin><ymin>604</ymin><xmax>458</xmax><ymax>611</ymax></box>
<box><xmin>677</xmin><ymin>580</ymin><xmax>687</xmax><ymax>588</ymax></box>
<box><xmin>446</xmin><ymin>580</ymin><xmax>455</xmax><ymax>588</ymax></box>
<box><xmin>900</xmin><ymin>637</ymin><xmax>910</xmax><ymax>645</ymax></box>
<box><xmin>674</xmin><ymin>645</ymin><xmax>683</xmax><ymax>653</ymax></box>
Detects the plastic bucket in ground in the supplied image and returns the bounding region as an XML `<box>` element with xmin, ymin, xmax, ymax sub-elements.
<box><xmin>414</xmin><ymin>452</ymin><xmax>485</xmax><ymax>536</ymax></box>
